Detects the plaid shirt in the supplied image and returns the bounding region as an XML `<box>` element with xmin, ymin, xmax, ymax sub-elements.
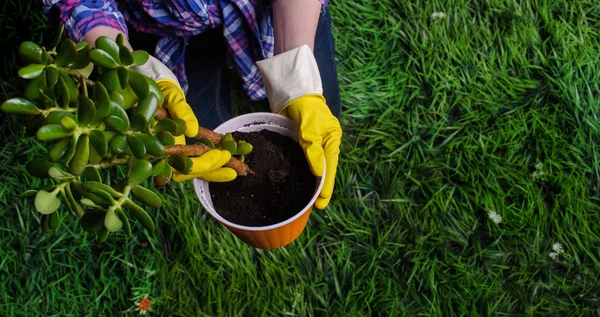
<box><xmin>42</xmin><ymin>0</ymin><xmax>329</xmax><ymax>100</ymax></box>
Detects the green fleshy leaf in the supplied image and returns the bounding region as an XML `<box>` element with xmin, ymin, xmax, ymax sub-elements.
<box><xmin>127</xmin><ymin>160</ymin><xmax>153</xmax><ymax>186</ymax></box>
<box><xmin>60</xmin><ymin>116</ymin><xmax>77</xmax><ymax>130</ymax></box>
<box><xmin>154</xmin><ymin>163</ymin><xmax>173</xmax><ymax>187</ymax></box>
<box><xmin>0</xmin><ymin>98</ymin><xmax>41</xmax><ymax>115</ymax></box>
<box><xmin>89</xmin><ymin>129</ymin><xmax>108</xmax><ymax>158</ymax></box>
<box><xmin>174</xmin><ymin>119</ymin><xmax>187</xmax><ymax>137</ymax></box>
<box><xmin>36</xmin><ymin>124</ymin><xmax>72</xmax><ymax>141</ymax></box>
<box><xmin>116</xmin><ymin>208</ymin><xmax>132</xmax><ymax>237</ymax></box>
<box><xmin>127</xmin><ymin>134</ymin><xmax>147</xmax><ymax>159</ymax></box>
<box><xmin>236</xmin><ymin>141</ymin><xmax>253</xmax><ymax>156</ymax></box>
<box><xmin>131</xmin><ymin>185</ymin><xmax>162</xmax><ymax>208</ymax></box>
<box><xmin>26</xmin><ymin>158</ymin><xmax>55</xmax><ymax>179</ymax></box>
<box><xmin>18</xmin><ymin>41</ymin><xmax>44</xmax><ymax>64</ymax></box>
<box><xmin>126</xmin><ymin>199</ymin><xmax>155</xmax><ymax>232</ymax></box>
<box><xmin>168</xmin><ymin>155</ymin><xmax>193</xmax><ymax>174</ymax></box>
<box><xmin>18</xmin><ymin>64</ymin><xmax>45</xmax><ymax>79</ymax></box>
<box><xmin>48</xmin><ymin>166</ymin><xmax>75</xmax><ymax>180</ymax></box>
<box><xmin>81</xmin><ymin>210</ymin><xmax>105</xmax><ymax>232</ymax></box>
<box><xmin>98</xmin><ymin>228</ymin><xmax>110</xmax><ymax>243</ymax></box>
<box><xmin>24</xmin><ymin>73</ymin><xmax>47</xmax><ymax>100</ymax></box>
<box><xmin>221</xmin><ymin>140</ymin><xmax>237</xmax><ymax>155</ymax></box>
<box><xmin>119</xmin><ymin>46</ymin><xmax>134</xmax><ymax>66</ymax></box>
<box><xmin>156</xmin><ymin>131</ymin><xmax>175</xmax><ymax>146</ymax></box>
<box><xmin>132</xmin><ymin>50</ymin><xmax>149</xmax><ymax>66</ymax></box>
<box><xmin>55</xmin><ymin>38</ymin><xmax>77</xmax><ymax>67</ymax></box>
<box><xmin>89</xmin><ymin>49</ymin><xmax>118</xmax><ymax>69</ymax></box>
<box><xmin>109</xmin><ymin>134</ymin><xmax>130</xmax><ymax>155</ymax></box>
<box><xmin>91</xmin><ymin>82</ymin><xmax>111</xmax><ymax>125</ymax></box>
<box><xmin>46</xmin><ymin>67</ymin><xmax>59</xmax><ymax>88</ymax></box>
<box><xmin>95</xmin><ymin>36</ymin><xmax>121</xmax><ymax>64</ymax></box>
<box><xmin>35</xmin><ymin>190</ymin><xmax>61</xmax><ymax>215</ymax></box>
<box><xmin>138</xmin><ymin>134</ymin><xmax>164</xmax><ymax>157</ymax></box>
<box><xmin>104</xmin><ymin>116</ymin><xmax>128</xmax><ymax>134</ymax></box>
<box><xmin>49</xmin><ymin>138</ymin><xmax>71</xmax><ymax>162</ymax></box>
<box><xmin>70</xmin><ymin>134</ymin><xmax>89</xmax><ymax>176</ymax></box>
<box><xmin>77</xmin><ymin>95</ymin><xmax>96</xmax><ymax>127</ymax></box>
<box><xmin>104</xmin><ymin>209</ymin><xmax>123</xmax><ymax>232</ymax></box>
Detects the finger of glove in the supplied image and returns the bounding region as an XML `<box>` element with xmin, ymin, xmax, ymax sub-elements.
<box><xmin>174</xmin><ymin>134</ymin><xmax>186</xmax><ymax>145</ymax></box>
<box><xmin>209</xmin><ymin>150</ymin><xmax>232</xmax><ymax>170</ymax></box>
<box><xmin>171</xmin><ymin>167</ymin><xmax>237</xmax><ymax>182</ymax></box>
<box><xmin>171</xmin><ymin>170</ymin><xmax>197</xmax><ymax>182</ymax></box>
<box><xmin>159</xmin><ymin>80</ymin><xmax>200</xmax><ymax>138</ymax></box>
<box><xmin>314</xmin><ymin>130</ymin><xmax>341</xmax><ymax>210</ymax></box>
<box><xmin>171</xmin><ymin>102</ymin><xmax>199</xmax><ymax>138</ymax></box>
<box><xmin>299</xmin><ymin>118</ymin><xmax>325</xmax><ymax>177</ymax></box>
<box><xmin>188</xmin><ymin>149</ymin><xmax>227</xmax><ymax>175</ymax></box>
<box><xmin>198</xmin><ymin>168</ymin><xmax>237</xmax><ymax>182</ymax></box>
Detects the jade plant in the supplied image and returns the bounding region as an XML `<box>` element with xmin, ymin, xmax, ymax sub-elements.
<box><xmin>1</xmin><ymin>26</ymin><xmax>253</xmax><ymax>242</ymax></box>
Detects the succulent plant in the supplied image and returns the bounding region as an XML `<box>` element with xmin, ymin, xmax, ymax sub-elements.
<box><xmin>2</xmin><ymin>26</ymin><xmax>252</xmax><ymax>242</ymax></box>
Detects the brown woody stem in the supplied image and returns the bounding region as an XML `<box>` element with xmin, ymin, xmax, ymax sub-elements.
<box><xmin>92</xmin><ymin>158</ymin><xmax>129</xmax><ymax>169</ymax></box>
<box><xmin>154</xmin><ymin>107</ymin><xmax>226</xmax><ymax>144</ymax></box>
<box><xmin>92</xmin><ymin>146</ymin><xmax>251</xmax><ymax>176</ymax></box>
<box><xmin>164</xmin><ymin>144</ymin><xmax>251</xmax><ymax>176</ymax></box>
<box><xmin>196</xmin><ymin>127</ymin><xmax>223</xmax><ymax>145</ymax></box>
<box><xmin>152</xmin><ymin>108</ymin><xmax>249</xmax><ymax>175</ymax></box>
<box><xmin>154</xmin><ymin>107</ymin><xmax>168</xmax><ymax>120</ymax></box>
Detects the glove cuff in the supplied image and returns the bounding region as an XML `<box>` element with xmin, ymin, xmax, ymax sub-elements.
<box><xmin>256</xmin><ymin>45</ymin><xmax>323</xmax><ymax>113</ymax></box>
<box><xmin>131</xmin><ymin>55</ymin><xmax>179</xmax><ymax>85</ymax></box>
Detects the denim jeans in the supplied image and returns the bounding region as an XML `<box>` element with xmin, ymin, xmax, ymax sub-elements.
<box><xmin>129</xmin><ymin>8</ymin><xmax>340</xmax><ymax>131</ymax></box>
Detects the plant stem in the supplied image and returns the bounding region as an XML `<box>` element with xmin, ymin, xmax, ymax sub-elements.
<box><xmin>196</xmin><ymin>127</ymin><xmax>224</xmax><ymax>145</ymax></box>
<box><xmin>84</xmin><ymin>78</ymin><xmax>95</xmax><ymax>88</ymax></box>
<box><xmin>153</xmin><ymin>107</ymin><xmax>225</xmax><ymax>144</ymax></box>
<box><xmin>163</xmin><ymin>144</ymin><xmax>212</xmax><ymax>156</ymax></box>
<box><xmin>41</xmin><ymin>107</ymin><xmax>78</xmax><ymax>115</ymax></box>
<box><xmin>91</xmin><ymin>158</ymin><xmax>130</xmax><ymax>169</ymax></box>
<box><xmin>154</xmin><ymin>107</ymin><xmax>168</xmax><ymax>120</ymax></box>
<box><xmin>78</xmin><ymin>75</ymin><xmax>89</xmax><ymax>97</ymax></box>
<box><xmin>63</xmin><ymin>182</ymin><xmax>84</xmax><ymax>218</ymax></box>
<box><xmin>108</xmin><ymin>185</ymin><xmax>132</xmax><ymax>214</ymax></box>
<box><xmin>164</xmin><ymin>144</ymin><xmax>251</xmax><ymax>176</ymax></box>
<box><xmin>90</xmin><ymin>146</ymin><xmax>251</xmax><ymax>175</ymax></box>
<box><xmin>51</xmin><ymin>183</ymin><xmax>67</xmax><ymax>196</ymax></box>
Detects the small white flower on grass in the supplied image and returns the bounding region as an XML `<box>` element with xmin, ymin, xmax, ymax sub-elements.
<box><xmin>487</xmin><ymin>210</ymin><xmax>502</xmax><ymax>224</ymax></box>
<box><xmin>532</xmin><ymin>162</ymin><xmax>547</xmax><ymax>181</ymax></box>
<box><xmin>549</xmin><ymin>242</ymin><xmax>564</xmax><ymax>260</ymax></box>
<box><xmin>432</xmin><ymin>12</ymin><xmax>446</xmax><ymax>19</ymax></box>
<box><xmin>552</xmin><ymin>242</ymin><xmax>563</xmax><ymax>253</ymax></box>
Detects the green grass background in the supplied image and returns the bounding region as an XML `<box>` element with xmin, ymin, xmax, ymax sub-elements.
<box><xmin>2</xmin><ymin>0</ymin><xmax>600</xmax><ymax>316</ymax></box>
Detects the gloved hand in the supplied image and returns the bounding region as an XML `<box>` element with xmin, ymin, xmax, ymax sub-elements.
<box><xmin>257</xmin><ymin>45</ymin><xmax>342</xmax><ymax>209</ymax></box>
<box><xmin>171</xmin><ymin>147</ymin><xmax>237</xmax><ymax>182</ymax></box>
<box><xmin>132</xmin><ymin>56</ymin><xmax>236</xmax><ymax>183</ymax></box>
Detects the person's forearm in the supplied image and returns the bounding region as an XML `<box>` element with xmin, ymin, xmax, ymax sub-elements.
<box><xmin>83</xmin><ymin>26</ymin><xmax>133</xmax><ymax>51</ymax></box>
<box><xmin>272</xmin><ymin>0</ymin><xmax>322</xmax><ymax>55</ymax></box>
<box><xmin>41</xmin><ymin>0</ymin><xmax>129</xmax><ymax>48</ymax></box>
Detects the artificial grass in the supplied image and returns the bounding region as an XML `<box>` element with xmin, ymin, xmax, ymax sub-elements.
<box><xmin>1</xmin><ymin>0</ymin><xmax>600</xmax><ymax>316</ymax></box>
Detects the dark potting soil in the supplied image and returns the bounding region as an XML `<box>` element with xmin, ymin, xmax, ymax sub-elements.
<box><xmin>209</xmin><ymin>130</ymin><xmax>315</xmax><ymax>227</ymax></box>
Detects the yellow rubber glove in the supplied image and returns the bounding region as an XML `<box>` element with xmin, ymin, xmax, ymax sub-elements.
<box><xmin>171</xmin><ymin>147</ymin><xmax>237</xmax><ymax>183</ymax></box>
<box><xmin>157</xmin><ymin>79</ymin><xmax>199</xmax><ymax>139</ymax></box>
<box><xmin>155</xmin><ymin>79</ymin><xmax>236</xmax><ymax>183</ymax></box>
<box><xmin>283</xmin><ymin>95</ymin><xmax>342</xmax><ymax>209</ymax></box>
<box><xmin>132</xmin><ymin>55</ymin><xmax>236</xmax><ymax>183</ymax></box>
<box><xmin>257</xmin><ymin>45</ymin><xmax>343</xmax><ymax>209</ymax></box>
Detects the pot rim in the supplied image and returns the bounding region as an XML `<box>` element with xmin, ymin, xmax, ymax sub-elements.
<box><xmin>193</xmin><ymin>112</ymin><xmax>326</xmax><ymax>231</ymax></box>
